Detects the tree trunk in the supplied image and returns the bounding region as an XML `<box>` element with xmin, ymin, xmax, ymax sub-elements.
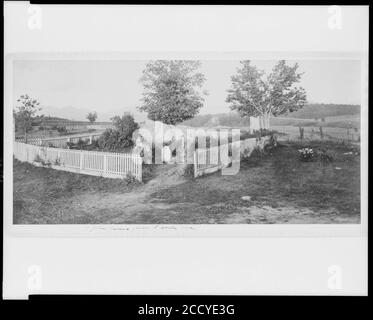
<box><xmin>264</xmin><ymin>112</ymin><xmax>271</xmax><ymax>130</ymax></box>
<box><xmin>259</xmin><ymin>116</ymin><xmax>265</xmax><ymax>130</ymax></box>
<box><xmin>260</xmin><ymin>112</ymin><xmax>271</xmax><ymax>130</ymax></box>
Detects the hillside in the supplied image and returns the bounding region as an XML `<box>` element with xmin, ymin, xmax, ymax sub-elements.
<box><xmin>182</xmin><ymin>112</ymin><xmax>250</xmax><ymax>127</ymax></box>
<box><xmin>182</xmin><ymin>104</ymin><xmax>360</xmax><ymax>128</ymax></box>
<box><xmin>282</xmin><ymin>104</ymin><xmax>360</xmax><ymax>119</ymax></box>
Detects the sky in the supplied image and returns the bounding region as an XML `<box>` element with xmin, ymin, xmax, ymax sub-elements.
<box><xmin>13</xmin><ymin>59</ymin><xmax>361</xmax><ymax>121</ymax></box>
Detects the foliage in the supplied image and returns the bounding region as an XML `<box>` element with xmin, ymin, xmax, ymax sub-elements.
<box><xmin>138</xmin><ymin>60</ymin><xmax>206</xmax><ymax>125</ymax></box>
<box><xmin>33</xmin><ymin>154</ymin><xmax>52</xmax><ymax>167</ymax></box>
<box><xmin>298</xmin><ymin>148</ymin><xmax>316</xmax><ymax>161</ymax></box>
<box><xmin>66</xmin><ymin>141</ymin><xmax>75</xmax><ymax>149</ymax></box>
<box><xmin>298</xmin><ymin>147</ymin><xmax>334</xmax><ymax>162</ymax></box>
<box><xmin>317</xmin><ymin>150</ymin><xmax>334</xmax><ymax>163</ymax></box>
<box><xmin>86</xmin><ymin>111</ymin><xmax>97</xmax><ymax>123</ymax></box>
<box><xmin>13</xmin><ymin>95</ymin><xmax>42</xmax><ymax>137</ymax></box>
<box><xmin>66</xmin><ymin>138</ymin><xmax>88</xmax><ymax>150</ymax></box>
<box><xmin>123</xmin><ymin>173</ymin><xmax>138</xmax><ymax>184</ymax></box>
<box><xmin>76</xmin><ymin>138</ymin><xmax>87</xmax><ymax>149</ymax></box>
<box><xmin>98</xmin><ymin>114</ymin><xmax>139</xmax><ymax>151</ymax></box>
<box><xmin>56</xmin><ymin>126</ymin><xmax>68</xmax><ymax>135</ymax></box>
<box><xmin>226</xmin><ymin>60</ymin><xmax>307</xmax><ymax>125</ymax></box>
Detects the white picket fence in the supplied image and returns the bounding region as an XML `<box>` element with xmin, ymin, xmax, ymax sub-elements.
<box><xmin>14</xmin><ymin>141</ymin><xmax>142</xmax><ymax>181</ymax></box>
<box><xmin>193</xmin><ymin>136</ymin><xmax>272</xmax><ymax>178</ymax></box>
<box><xmin>194</xmin><ymin>145</ymin><xmax>229</xmax><ymax>178</ymax></box>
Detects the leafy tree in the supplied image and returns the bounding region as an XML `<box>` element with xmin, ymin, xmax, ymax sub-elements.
<box><xmin>87</xmin><ymin>111</ymin><xmax>97</xmax><ymax>123</ymax></box>
<box><xmin>138</xmin><ymin>60</ymin><xmax>206</xmax><ymax>125</ymax></box>
<box><xmin>98</xmin><ymin>114</ymin><xmax>139</xmax><ymax>151</ymax></box>
<box><xmin>226</xmin><ymin>60</ymin><xmax>307</xmax><ymax>129</ymax></box>
<box><xmin>13</xmin><ymin>95</ymin><xmax>42</xmax><ymax>141</ymax></box>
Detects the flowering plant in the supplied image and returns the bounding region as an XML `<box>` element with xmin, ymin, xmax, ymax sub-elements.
<box><xmin>298</xmin><ymin>147</ymin><xmax>315</xmax><ymax>161</ymax></box>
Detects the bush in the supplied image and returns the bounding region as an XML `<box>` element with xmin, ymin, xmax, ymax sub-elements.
<box><xmin>298</xmin><ymin>148</ymin><xmax>316</xmax><ymax>161</ymax></box>
<box><xmin>183</xmin><ymin>164</ymin><xmax>195</xmax><ymax>177</ymax></box>
<box><xmin>298</xmin><ymin>147</ymin><xmax>334</xmax><ymax>162</ymax></box>
<box><xmin>76</xmin><ymin>138</ymin><xmax>87</xmax><ymax>149</ymax></box>
<box><xmin>98</xmin><ymin>114</ymin><xmax>139</xmax><ymax>152</ymax></box>
<box><xmin>33</xmin><ymin>154</ymin><xmax>52</xmax><ymax>167</ymax></box>
<box><xmin>57</xmin><ymin>126</ymin><xmax>68</xmax><ymax>135</ymax></box>
<box><xmin>66</xmin><ymin>138</ymin><xmax>88</xmax><ymax>150</ymax></box>
<box><xmin>317</xmin><ymin>150</ymin><xmax>333</xmax><ymax>162</ymax></box>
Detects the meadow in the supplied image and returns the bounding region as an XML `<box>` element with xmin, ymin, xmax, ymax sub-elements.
<box><xmin>13</xmin><ymin>139</ymin><xmax>360</xmax><ymax>224</ymax></box>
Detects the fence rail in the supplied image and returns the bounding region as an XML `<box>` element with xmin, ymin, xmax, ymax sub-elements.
<box><xmin>194</xmin><ymin>146</ymin><xmax>228</xmax><ymax>178</ymax></box>
<box><xmin>193</xmin><ymin>136</ymin><xmax>272</xmax><ymax>178</ymax></box>
<box><xmin>271</xmin><ymin>125</ymin><xmax>360</xmax><ymax>142</ymax></box>
<box><xmin>15</xmin><ymin>132</ymin><xmax>103</xmax><ymax>148</ymax></box>
<box><xmin>14</xmin><ymin>141</ymin><xmax>142</xmax><ymax>181</ymax></box>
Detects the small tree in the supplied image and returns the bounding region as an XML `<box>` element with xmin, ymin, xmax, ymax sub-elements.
<box><xmin>226</xmin><ymin>60</ymin><xmax>307</xmax><ymax>129</ymax></box>
<box><xmin>13</xmin><ymin>95</ymin><xmax>42</xmax><ymax>141</ymax></box>
<box><xmin>98</xmin><ymin>114</ymin><xmax>139</xmax><ymax>151</ymax></box>
<box><xmin>138</xmin><ymin>60</ymin><xmax>206</xmax><ymax>125</ymax></box>
<box><xmin>86</xmin><ymin>111</ymin><xmax>97</xmax><ymax>124</ymax></box>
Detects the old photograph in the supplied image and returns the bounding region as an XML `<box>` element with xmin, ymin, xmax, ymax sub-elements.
<box><xmin>12</xmin><ymin>58</ymin><xmax>362</xmax><ymax>224</ymax></box>
<box><xmin>3</xmin><ymin>3</ymin><xmax>369</xmax><ymax>300</ymax></box>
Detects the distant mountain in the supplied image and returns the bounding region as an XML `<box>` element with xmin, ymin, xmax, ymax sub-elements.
<box><xmin>40</xmin><ymin>105</ymin><xmax>147</xmax><ymax>123</ymax></box>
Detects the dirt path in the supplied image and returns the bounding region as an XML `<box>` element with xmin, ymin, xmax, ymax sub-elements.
<box><xmin>63</xmin><ymin>160</ymin><xmax>359</xmax><ymax>224</ymax></box>
<box><xmin>64</xmin><ymin>164</ymin><xmax>192</xmax><ymax>223</ymax></box>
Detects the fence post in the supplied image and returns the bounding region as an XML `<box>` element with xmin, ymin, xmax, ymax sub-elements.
<box><xmin>319</xmin><ymin>126</ymin><xmax>324</xmax><ymax>139</ymax></box>
<box><xmin>103</xmin><ymin>154</ymin><xmax>107</xmax><ymax>174</ymax></box>
<box><xmin>138</xmin><ymin>156</ymin><xmax>142</xmax><ymax>182</ymax></box>
<box><xmin>193</xmin><ymin>151</ymin><xmax>197</xmax><ymax>178</ymax></box>
<box><xmin>80</xmin><ymin>152</ymin><xmax>84</xmax><ymax>171</ymax></box>
<box><xmin>299</xmin><ymin>127</ymin><xmax>304</xmax><ymax>140</ymax></box>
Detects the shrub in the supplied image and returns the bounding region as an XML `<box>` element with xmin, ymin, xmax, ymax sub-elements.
<box><xmin>298</xmin><ymin>147</ymin><xmax>334</xmax><ymax>162</ymax></box>
<box><xmin>298</xmin><ymin>148</ymin><xmax>316</xmax><ymax>161</ymax></box>
<box><xmin>98</xmin><ymin>114</ymin><xmax>139</xmax><ymax>152</ymax></box>
<box><xmin>183</xmin><ymin>164</ymin><xmax>195</xmax><ymax>177</ymax></box>
<box><xmin>66</xmin><ymin>141</ymin><xmax>74</xmax><ymax>149</ymax></box>
<box><xmin>76</xmin><ymin>138</ymin><xmax>86</xmax><ymax>149</ymax></box>
<box><xmin>57</xmin><ymin>126</ymin><xmax>68</xmax><ymax>135</ymax></box>
<box><xmin>34</xmin><ymin>154</ymin><xmax>52</xmax><ymax>167</ymax></box>
<box><xmin>317</xmin><ymin>150</ymin><xmax>333</xmax><ymax>162</ymax></box>
<box><xmin>123</xmin><ymin>173</ymin><xmax>138</xmax><ymax>184</ymax></box>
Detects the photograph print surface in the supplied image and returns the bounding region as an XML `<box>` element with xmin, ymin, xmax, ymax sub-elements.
<box><xmin>12</xmin><ymin>58</ymin><xmax>361</xmax><ymax>224</ymax></box>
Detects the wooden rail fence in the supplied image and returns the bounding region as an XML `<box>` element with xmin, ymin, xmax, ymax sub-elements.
<box><xmin>15</xmin><ymin>132</ymin><xmax>103</xmax><ymax>148</ymax></box>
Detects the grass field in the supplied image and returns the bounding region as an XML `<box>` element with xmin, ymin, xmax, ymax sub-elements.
<box><xmin>13</xmin><ymin>140</ymin><xmax>360</xmax><ymax>224</ymax></box>
<box><xmin>271</xmin><ymin>114</ymin><xmax>360</xmax><ymax>129</ymax></box>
